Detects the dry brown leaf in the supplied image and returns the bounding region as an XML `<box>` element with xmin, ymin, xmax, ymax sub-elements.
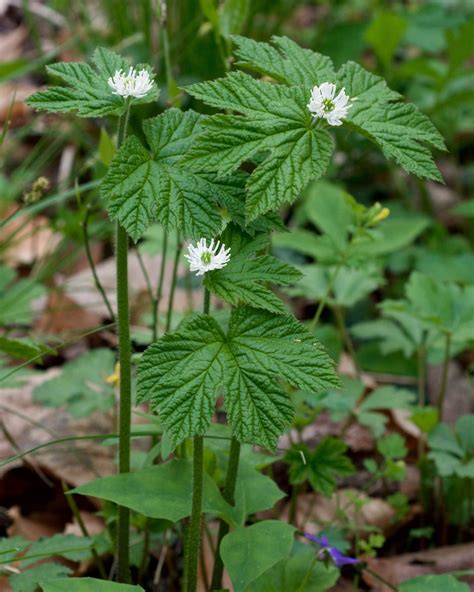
<box><xmin>1</xmin><ymin>214</ymin><xmax>61</xmax><ymax>266</ymax></box>
<box><xmin>0</xmin><ymin>369</ymin><xmax>115</xmax><ymax>487</ymax></box>
<box><xmin>290</xmin><ymin>490</ymin><xmax>396</xmax><ymax>536</ymax></box>
<box><xmin>363</xmin><ymin>543</ymin><xmax>474</xmax><ymax>591</ymax></box>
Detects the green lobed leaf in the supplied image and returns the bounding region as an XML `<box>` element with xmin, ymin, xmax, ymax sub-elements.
<box><xmin>137</xmin><ymin>306</ymin><xmax>339</xmax><ymax>448</ymax></box>
<box><xmin>220</xmin><ymin>521</ymin><xmax>296</xmax><ymax>592</ymax></box>
<box><xmin>102</xmin><ymin>109</ymin><xmax>238</xmax><ymax>241</ymax></box>
<box><xmin>204</xmin><ymin>224</ymin><xmax>301</xmax><ymax>313</ymax></box>
<box><xmin>232</xmin><ymin>35</ymin><xmax>336</xmax><ymax>87</ymax></box>
<box><xmin>338</xmin><ymin>61</ymin><xmax>446</xmax><ymax>182</ymax></box>
<box><xmin>286</xmin><ymin>438</ymin><xmax>354</xmax><ymax>496</ymax></box>
<box><xmin>184</xmin><ymin>36</ymin><xmax>444</xmax><ymax>223</ymax></box>
<box><xmin>183</xmin><ymin>71</ymin><xmax>334</xmax><ymax>221</ymax></box>
<box><xmin>27</xmin><ymin>48</ymin><xmax>158</xmax><ymax>117</ymax></box>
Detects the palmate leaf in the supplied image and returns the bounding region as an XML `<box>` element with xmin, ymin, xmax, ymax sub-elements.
<box><xmin>26</xmin><ymin>48</ymin><xmax>159</xmax><ymax>117</ymax></box>
<box><xmin>204</xmin><ymin>224</ymin><xmax>301</xmax><ymax>313</ymax></box>
<box><xmin>286</xmin><ymin>438</ymin><xmax>354</xmax><ymax>496</ymax></box>
<box><xmin>137</xmin><ymin>306</ymin><xmax>339</xmax><ymax>448</ymax></box>
<box><xmin>184</xmin><ymin>71</ymin><xmax>334</xmax><ymax>221</ymax></box>
<box><xmin>102</xmin><ymin>109</ymin><xmax>226</xmax><ymax>241</ymax></box>
<box><xmin>101</xmin><ymin>108</ymin><xmax>275</xmax><ymax>241</ymax></box>
<box><xmin>183</xmin><ymin>37</ymin><xmax>444</xmax><ymax>220</ymax></box>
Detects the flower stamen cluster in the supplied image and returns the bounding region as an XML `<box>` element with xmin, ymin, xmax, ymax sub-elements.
<box><xmin>108</xmin><ymin>67</ymin><xmax>154</xmax><ymax>99</ymax></box>
<box><xmin>185</xmin><ymin>238</ymin><xmax>231</xmax><ymax>276</ymax></box>
<box><xmin>307</xmin><ymin>82</ymin><xmax>353</xmax><ymax>126</ymax></box>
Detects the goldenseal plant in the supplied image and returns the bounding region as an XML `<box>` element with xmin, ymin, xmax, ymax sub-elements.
<box><xmin>25</xmin><ymin>35</ymin><xmax>444</xmax><ymax>592</ymax></box>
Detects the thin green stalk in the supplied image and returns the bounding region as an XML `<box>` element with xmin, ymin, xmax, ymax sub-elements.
<box><xmin>185</xmin><ymin>288</ymin><xmax>210</xmax><ymax>592</ymax></box>
<box><xmin>115</xmin><ymin>98</ymin><xmax>132</xmax><ymax>583</ymax></box>
<box><xmin>153</xmin><ymin>231</ymin><xmax>168</xmax><ymax>341</ymax></box>
<box><xmin>211</xmin><ymin>437</ymin><xmax>241</xmax><ymax>590</ymax></box>
<box><xmin>308</xmin><ymin>262</ymin><xmax>343</xmax><ymax>333</ymax></box>
<box><xmin>62</xmin><ymin>481</ymin><xmax>107</xmax><ymax>579</ymax></box>
<box><xmin>437</xmin><ymin>332</ymin><xmax>451</xmax><ymax>421</ymax></box>
<box><xmin>81</xmin><ymin>202</ymin><xmax>115</xmax><ymax>322</ymax></box>
<box><xmin>165</xmin><ymin>230</ymin><xmax>182</xmax><ymax>332</ymax></box>
<box><xmin>333</xmin><ymin>305</ymin><xmax>361</xmax><ymax>378</ymax></box>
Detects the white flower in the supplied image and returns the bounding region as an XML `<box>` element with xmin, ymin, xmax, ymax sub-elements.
<box><xmin>307</xmin><ymin>82</ymin><xmax>353</xmax><ymax>126</ymax></box>
<box><xmin>108</xmin><ymin>67</ymin><xmax>154</xmax><ymax>99</ymax></box>
<box><xmin>185</xmin><ymin>238</ymin><xmax>231</xmax><ymax>276</ymax></box>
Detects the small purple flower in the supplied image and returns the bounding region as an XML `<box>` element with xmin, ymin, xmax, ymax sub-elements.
<box><xmin>305</xmin><ymin>533</ymin><xmax>359</xmax><ymax>568</ymax></box>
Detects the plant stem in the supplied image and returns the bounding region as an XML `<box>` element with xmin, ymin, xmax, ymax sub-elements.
<box><xmin>437</xmin><ymin>332</ymin><xmax>451</xmax><ymax>421</ymax></box>
<box><xmin>81</xmin><ymin>203</ymin><xmax>115</xmax><ymax>322</ymax></box>
<box><xmin>308</xmin><ymin>262</ymin><xmax>343</xmax><ymax>333</ymax></box>
<box><xmin>153</xmin><ymin>231</ymin><xmax>168</xmax><ymax>342</ymax></box>
<box><xmin>296</xmin><ymin>555</ymin><xmax>318</xmax><ymax>592</ymax></box>
<box><xmin>186</xmin><ymin>435</ymin><xmax>204</xmax><ymax>592</ymax></box>
<box><xmin>333</xmin><ymin>305</ymin><xmax>361</xmax><ymax>378</ymax></box>
<box><xmin>62</xmin><ymin>482</ymin><xmax>107</xmax><ymax>579</ymax></box>
<box><xmin>185</xmin><ymin>288</ymin><xmax>210</xmax><ymax>592</ymax></box>
<box><xmin>165</xmin><ymin>230</ymin><xmax>182</xmax><ymax>332</ymax></box>
<box><xmin>115</xmin><ymin>98</ymin><xmax>132</xmax><ymax>583</ymax></box>
<box><xmin>211</xmin><ymin>437</ymin><xmax>241</xmax><ymax>589</ymax></box>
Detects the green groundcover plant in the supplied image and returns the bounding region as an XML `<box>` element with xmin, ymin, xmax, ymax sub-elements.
<box><xmin>7</xmin><ymin>32</ymin><xmax>459</xmax><ymax>592</ymax></box>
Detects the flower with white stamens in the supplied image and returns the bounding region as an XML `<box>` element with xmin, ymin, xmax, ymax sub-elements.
<box><xmin>108</xmin><ymin>67</ymin><xmax>154</xmax><ymax>99</ymax></box>
<box><xmin>307</xmin><ymin>82</ymin><xmax>353</xmax><ymax>126</ymax></box>
<box><xmin>185</xmin><ymin>238</ymin><xmax>231</xmax><ymax>276</ymax></box>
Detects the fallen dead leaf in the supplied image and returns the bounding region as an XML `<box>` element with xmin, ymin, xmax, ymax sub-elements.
<box><xmin>363</xmin><ymin>543</ymin><xmax>474</xmax><ymax>591</ymax></box>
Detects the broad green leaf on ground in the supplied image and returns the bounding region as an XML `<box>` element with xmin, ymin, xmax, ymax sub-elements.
<box><xmin>377</xmin><ymin>433</ymin><xmax>407</xmax><ymax>460</ymax></box>
<box><xmin>137</xmin><ymin>306</ymin><xmax>339</xmax><ymax>448</ymax></box>
<box><xmin>231</xmin><ymin>462</ymin><xmax>285</xmax><ymax>525</ymax></box>
<box><xmin>0</xmin><ymin>336</ymin><xmax>50</xmax><ymax>361</ymax></box>
<box><xmin>183</xmin><ymin>70</ymin><xmax>334</xmax><ymax>221</ymax></box>
<box><xmin>102</xmin><ymin>109</ymin><xmax>243</xmax><ymax>241</ymax></box>
<box><xmin>289</xmin><ymin>264</ymin><xmax>383</xmax><ymax>309</ymax></box>
<box><xmin>204</xmin><ymin>224</ymin><xmax>301</xmax><ymax>313</ymax></box>
<box><xmin>184</xmin><ymin>37</ymin><xmax>444</xmax><ymax>224</ymax></box>
<box><xmin>247</xmin><ymin>549</ymin><xmax>339</xmax><ymax>592</ymax></box>
<box><xmin>40</xmin><ymin>579</ymin><xmax>144</xmax><ymax>592</ymax></box>
<box><xmin>286</xmin><ymin>438</ymin><xmax>354</xmax><ymax>496</ymax></box>
<box><xmin>72</xmin><ymin>459</ymin><xmax>231</xmax><ymax>523</ymax></box>
<box><xmin>20</xmin><ymin>534</ymin><xmax>94</xmax><ymax>567</ymax></box>
<box><xmin>32</xmin><ymin>349</ymin><xmax>116</xmax><ymax>418</ymax></box>
<box><xmin>26</xmin><ymin>48</ymin><xmax>158</xmax><ymax>117</ymax></box>
<box><xmin>220</xmin><ymin>521</ymin><xmax>296</xmax><ymax>592</ymax></box>
<box><xmin>399</xmin><ymin>574</ymin><xmax>469</xmax><ymax>592</ymax></box>
<box><xmin>0</xmin><ymin>266</ymin><xmax>45</xmax><ymax>326</ymax></box>
<box><xmin>10</xmin><ymin>563</ymin><xmax>71</xmax><ymax>592</ymax></box>
<box><xmin>365</xmin><ymin>11</ymin><xmax>408</xmax><ymax>70</ymax></box>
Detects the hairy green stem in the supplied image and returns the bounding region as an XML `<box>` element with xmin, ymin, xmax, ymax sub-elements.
<box><xmin>211</xmin><ymin>437</ymin><xmax>241</xmax><ymax>589</ymax></box>
<box><xmin>165</xmin><ymin>230</ymin><xmax>182</xmax><ymax>332</ymax></box>
<box><xmin>115</xmin><ymin>98</ymin><xmax>132</xmax><ymax>583</ymax></box>
<box><xmin>437</xmin><ymin>332</ymin><xmax>451</xmax><ymax>421</ymax></box>
<box><xmin>186</xmin><ymin>435</ymin><xmax>204</xmax><ymax>592</ymax></box>
<box><xmin>185</xmin><ymin>288</ymin><xmax>210</xmax><ymax>592</ymax></box>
